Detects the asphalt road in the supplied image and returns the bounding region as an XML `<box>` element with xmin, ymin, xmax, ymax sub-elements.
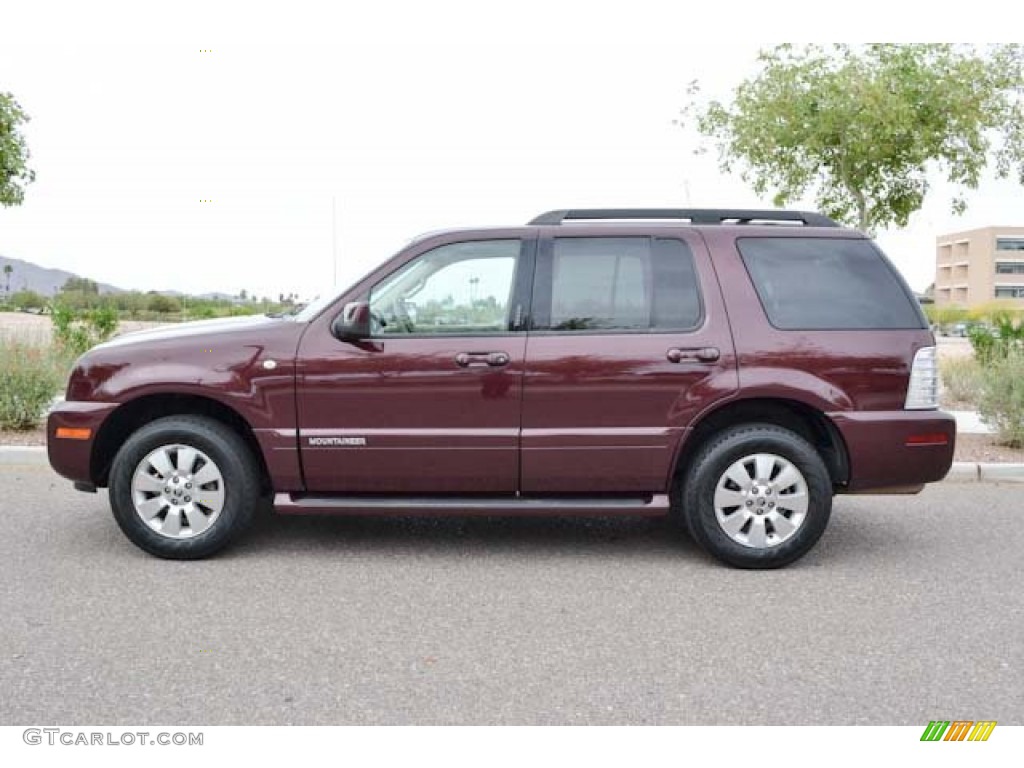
<box><xmin>1</xmin><ymin>463</ymin><xmax>1021</xmax><ymax>725</ymax></box>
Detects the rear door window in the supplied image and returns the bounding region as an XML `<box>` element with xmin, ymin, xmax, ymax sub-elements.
<box><xmin>533</xmin><ymin>237</ymin><xmax>702</xmax><ymax>332</ymax></box>
<box><xmin>737</xmin><ymin>237</ymin><xmax>926</xmax><ymax>330</ymax></box>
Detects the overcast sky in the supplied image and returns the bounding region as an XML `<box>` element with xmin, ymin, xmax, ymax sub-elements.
<box><xmin>2</xmin><ymin>4</ymin><xmax>1021</xmax><ymax>300</ymax></box>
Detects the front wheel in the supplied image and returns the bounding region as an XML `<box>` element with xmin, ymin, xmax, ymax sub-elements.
<box><xmin>677</xmin><ymin>424</ymin><xmax>833</xmax><ymax>569</ymax></box>
<box><xmin>108</xmin><ymin>415</ymin><xmax>260</xmax><ymax>559</ymax></box>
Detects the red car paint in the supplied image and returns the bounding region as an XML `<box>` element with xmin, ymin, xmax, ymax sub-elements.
<box><xmin>47</xmin><ymin>220</ymin><xmax>955</xmax><ymax>510</ymax></box>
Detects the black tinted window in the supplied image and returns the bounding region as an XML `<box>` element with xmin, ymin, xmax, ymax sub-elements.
<box><xmin>737</xmin><ymin>237</ymin><xmax>925</xmax><ymax>330</ymax></box>
<box><xmin>537</xmin><ymin>237</ymin><xmax>701</xmax><ymax>331</ymax></box>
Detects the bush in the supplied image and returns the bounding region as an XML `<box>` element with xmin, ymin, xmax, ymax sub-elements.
<box><xmin>0</xmin><ymin>341</ymin><xmax>72</xmax><ymax>430</ymax></box>
<box><xmin>147</xmin><ymin>293</ymin><xmax>181</xmax><ymax>314</ymax></box>
<box><xmin>966</xmin><ymin>302</ymin><xmax>1024</xmax><ymax>325</ymax></box>
<box><xmin>924</xmin><ymin>304</ymin><xmax>968</xmax><ymax>331</ymax></box>
<box><xmin>50</xmin><ymin>302</ymin><xmax>119</xmax><ymax>356</ymax></box>
<box><xmin>978</xmin><ymin>351</ymin><xmax>1024</xmax><ymax>448</ymax></box>
<box><xmin>968</xmin><ymin>314</ymin><xmax>1024</xmax><ymax>364</ymax></box>
<box><xmin>9</xmin><ymin>289</ymin><xmax>46</xmax><ymax>311</ymax></box>
<box><xmin>939</xmin><ymin>356</ymin><xmax>983</xmax><ymax>406</ymax></box>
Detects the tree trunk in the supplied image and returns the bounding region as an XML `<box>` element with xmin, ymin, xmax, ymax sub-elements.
<box><xmin>854</xmin><ymin>192</ymin><xmax>869</xmax><ymax>232</ymax></box>
<box><xmin>845</xmin><ymin>182</ymin><xmax>870</xmax><ymax>234</ymax></box>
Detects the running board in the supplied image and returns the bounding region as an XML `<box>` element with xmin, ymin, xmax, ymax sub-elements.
<box><xmin>274</xmin><ymin>493</ymin><xmax>670</xmax><ymax>517</ymax></box>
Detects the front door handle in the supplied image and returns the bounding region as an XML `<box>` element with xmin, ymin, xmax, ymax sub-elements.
<box><xmin>455</xmin><ymin>351</ymin><xmax>510</xmax><ymax>368</ymax></box>
<box><xmin>666</xmin><ymin>346</ymin><xmax>720</xmax><ymax>364</ymax></box>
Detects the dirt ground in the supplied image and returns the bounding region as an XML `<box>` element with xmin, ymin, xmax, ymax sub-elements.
<box><xmin>0</xmin><ymin>311</ymin><xmax>168</xmax><ymax>345</ymax></box>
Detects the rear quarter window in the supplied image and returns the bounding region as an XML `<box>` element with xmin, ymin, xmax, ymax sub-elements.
<box><xmin>736</xmin><ymin>237</ymin><xmax>926</xmax><ymax>330</ymax></box>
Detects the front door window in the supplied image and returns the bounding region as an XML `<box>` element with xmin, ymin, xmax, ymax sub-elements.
<box><xmin>369</xmin><ymin>240</ymin><xmax>519</xmax><ymax>336</ymax></box>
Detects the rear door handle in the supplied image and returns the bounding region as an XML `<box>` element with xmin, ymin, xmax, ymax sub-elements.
<box><xmin>666</xmin><ymin>346</ymin><xmax>720</xmax><ymax>363</ymax></box>
<box><xmin>455</xmin><ymin>351</ymin><xmax>510</xmax><ymax>368</ymax></box>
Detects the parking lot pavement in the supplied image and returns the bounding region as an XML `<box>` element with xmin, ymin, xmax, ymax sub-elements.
<box><xmin>0</xmin><ymin>464</ymin><xmax>1021</xmax><ymax>725</ymax></box>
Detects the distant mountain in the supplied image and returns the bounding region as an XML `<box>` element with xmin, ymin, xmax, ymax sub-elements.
<box><xmin>0</xmin><ymin>254</ymin><xmax>122</xmax><ymax>296</ymax></box>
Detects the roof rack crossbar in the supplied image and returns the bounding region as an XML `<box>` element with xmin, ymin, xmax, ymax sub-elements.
<box><xmin>528</xmin><ymin>208</ymin><xmax>839</xmax><ymax>227</ymax></box>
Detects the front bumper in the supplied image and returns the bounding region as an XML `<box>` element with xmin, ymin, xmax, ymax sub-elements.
<box><xmin>46</xmin><ymin>401</ymin><xmax>119</xmax><ymax>486</ymax></box>
<box><xmin>830</xmin><ymin>409</ymin><xmax>956</xmax><ymax>493</ymax></box>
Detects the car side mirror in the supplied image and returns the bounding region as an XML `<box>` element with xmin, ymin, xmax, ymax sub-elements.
<box><xmin>331</xmin><ymin>301</ymin><xmax>372</xmax><ymax>342</ymax></box>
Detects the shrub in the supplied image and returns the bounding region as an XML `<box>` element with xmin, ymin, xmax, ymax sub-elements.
<box><xmin>924</xmin><ymin>304</ymin><xmax>968</xmax><ymax>331</ymax></box>
<box><xmin>966</xmin><ymin>302</ymin><xmax>1024</xmax><ymax>325</ymax></box>
<box><xmin>968</xmin><ymin>314</ymin><xmax>1024</xmax><ymax>364</ymax></box>
<box><xmin>9</xmin><ymin>289</ymin><xmax>46</xmax><ymax>311</ymax></box>
<box><xmin>978</xmin><ymin>351</ymin><xmax>1024</xmax><ymax>448</ymax></box>
<box><xmin>0</xmin><ymin>341</ymin><xmax>71</xmax><ymax>430</ymax></box>
<box><xmin>939</xmin><ymin>356</ymin><xmax>983</xmax><ymax>406</ymax></box>
<box><xmin>50</xmin><ymin>302</ymin><xmax>119</xmax><ymax>356</ymax></box>
<box><xmin>147</xmin><ymin>294</ymin><xmax>181</xmax><ymax>314</ymax></box>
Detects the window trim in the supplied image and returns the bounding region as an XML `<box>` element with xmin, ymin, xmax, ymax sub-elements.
<box><xmin>529</xmin><ymin>235</ymin><xmax>706</xmax><ymax>335</ymax></box>
<box><xmin>995</xmin><ymin>237</ymin><xmax>1024</xmax><ymax>252</ymax></box>
<box><xmin>736</xmin><ymin>235</ymin><xmax>928</xmax><ymax>332</ymax></box>
<box><xmin>363</xmin><ymin>237</ymin><xmax>535</xmax><ymax>339</ymax></box>
<box><xmin>994</xmin><ymin>286</ymin><xmax>1024</xmax><ymax>299</ymax></box>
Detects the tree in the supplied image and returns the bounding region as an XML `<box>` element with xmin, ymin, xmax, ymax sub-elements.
<box><xmin>683</xmin><ymin>44</ymin><xmax>1024</xmax><ymax>232</ymax></box>
<box><xmin>0</xmin><ymin>92</ymin><xmax>36</xmax><ymax>206</ymax></box>
<box><xmin>58</xmin><ymin>276</ymin><xmax>102</xmax><ymax>310</ymax></box>
<box><xmin>61</xmin><ymin>276</ymin><xmax>99</xmax><ymax>294</ymax></box>
<box><xmin>2</xmin><ymin>264</ymin><xmax>11</xmax><ymax>296</ymax></box>
<box><xmin>10</xmin><ymin>289</ymin><xmax>45</xmax><ymax>310</ymax></box>
<box><xmin>147</xmin><ymin>293</ymin><xmax>181</xmax><ymax>313</ymax></box>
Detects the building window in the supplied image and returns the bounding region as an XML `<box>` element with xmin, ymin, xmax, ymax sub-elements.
<box><xmin>996</xmin><ymin>238</ymin><xmax>1024</xmax><ymax>252</ymax></box>
<box><xmin>995</xmin><ymin>262</ymin><xmax>1024</xmax><ymax>274</ymax></box>
<box><xmin>994</xmin><ymin>287</ymin><xmax>1024</xmax><ymax>299</ymax></box>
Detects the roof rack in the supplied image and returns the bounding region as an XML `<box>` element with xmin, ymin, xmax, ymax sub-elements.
<box><xmin>528</xmin><ymin>208</ymin><xmax>840</xmax><ymax>227</ymax></box>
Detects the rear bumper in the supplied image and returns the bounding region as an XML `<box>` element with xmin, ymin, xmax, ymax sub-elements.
<box><xmin>830</xmin><ymin>409</ymin><xmax>956</xmax><ymax>493</ymax></box>
<box><xmin>46</xmin><ymin>401</ymin><xmax>119</xmax><ymax>485</ymax></box>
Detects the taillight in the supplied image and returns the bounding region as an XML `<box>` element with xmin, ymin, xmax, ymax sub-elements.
<box><xmin>905</xmin><ymin>346</ymin><xmax>938</xmax><ymax>410</ymax></box>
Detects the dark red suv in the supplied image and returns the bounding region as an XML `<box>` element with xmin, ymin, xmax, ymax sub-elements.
<box><xmin>47</xmin><ymin>209</ymin><xmax>955</xmax><ymax>567</ymax></box>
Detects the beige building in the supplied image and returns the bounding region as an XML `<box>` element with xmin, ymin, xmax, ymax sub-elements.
<box><xmin>934</xmin><ymin>226</ymin><xmax>1024</xmax><ymax>308</ymax></box>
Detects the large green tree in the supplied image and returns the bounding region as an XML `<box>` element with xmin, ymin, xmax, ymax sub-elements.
<box><xmin>683</xmin><ymin>44</ymin><xmax>1024</xmax><ymax>232</ymax></box>
<box><xmin>0</xmin><ymin>92</ymin><xmax>35</xmax><ymax>206</ymax></box>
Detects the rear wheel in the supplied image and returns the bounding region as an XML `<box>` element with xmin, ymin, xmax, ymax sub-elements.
<box><xmin>676</xmin><ymin>424</ymin><xmax>832</xmax><ymax>568</ymax></box>
<box><xmin>108</xmin><ymin>415</ymin><xmax>260</xmax><ymax>559</ymax></box>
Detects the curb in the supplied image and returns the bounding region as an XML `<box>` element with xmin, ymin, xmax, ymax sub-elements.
<box><xmin>974</xmin><ymin>462</ymin><xmax>1024</xmax><ymax>484</ymax></box>
<box><xmin>1</xmin><ymin>447</ymin><xmax>1022</xmax><ymax>483</ymax></box>
<box><xmin>0</xmin><ymin>444</ymin><xmax>47</xmax><ymax>468</ymax></box>
<box><xmin>0</xmin><ymin>446</ymin><xmax>47</xmax><ymax>465</ymax></box>
<box><xmin>942</xmin><ymin>462</ymin><xmax>1024</xmax><ymax>484</ymax></box>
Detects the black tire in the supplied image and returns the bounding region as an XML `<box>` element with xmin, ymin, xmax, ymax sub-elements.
<box><xmin>108</xmin><ymin>415</ymin><xmax>260</xmax><ymax>559</ymax></box>
<box><xmin>676</xmin><ymin>424</ymin><xmax>833</xmax><ymax>569</ymax></box>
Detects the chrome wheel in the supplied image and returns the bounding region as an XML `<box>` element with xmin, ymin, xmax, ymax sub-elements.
<box><xmin>713</xmin><ymin>452</ymin><xmax>809</xmax><ymax>549</ymax></box>
<box><xmin>131</xmin><ymin>444</ymin><xmax>225</xmax><ymax>539</ymax></box>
